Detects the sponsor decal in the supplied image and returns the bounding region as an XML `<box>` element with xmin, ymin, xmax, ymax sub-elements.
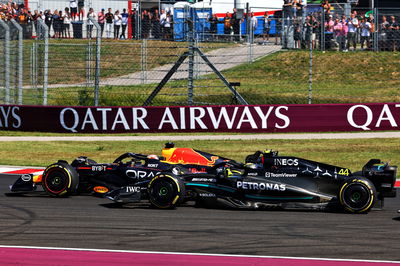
<box><xmin>91</xmin><ymin>165</ymin><xmax>107</xmax><ymax>171</ymax></box>
<box><xmin>126</xmin><ymin>170</ymin><xmax>160</xmax><ymax>179</ymax></box>
<box><xmin>0</xmin><ymin>106</ymin><xmax>21</xmax><ymax>129</ymax></box>
<box><xmin>93</xmin><ymin>186</ymin><xmax>109</xmax><ymax>193</ymax></box>
<box><xmin>21</xmin><ymin>174</ymin><xmax>32</xmax><ymax>182</ymax></box>
<box><xmin>191</xmin><ymin>178</ymin><xmax>217</xmax><ymax>182</ymax></box>
<box><xmin>248</xmin><ymin>172</ymin><xmax>258</xmax><ymax>176</ymax></box>
<box><xmin>147</xmin><ymin>164</ymin><xmax>158</xmax><ymax>168</ymax></box>
<box><xmin>199</xmin><ymin>193</ymin><xmax>216</xmax><ymax>197</ymax></box>
<box><xmin>125</xmin><ymin>186</ymin><xmax>141</xmax><ymax>193</ymax></box>
<box><xmin>237</xmin><ymin>181</ymin><xmax>286</xmax><ymax>191</ymax></box>
<box><xmin>265</xmin><ymin>172</ymin><xmax>297</xmax><ymax>178</ymax></box>
<box><xmin>189</xmin><ymin>168</ymin><xmax>207</xmax><ymax>173</ymax></box>
<box><xmin>347</xmin><ymin>104</ymin><xmax>400</xmax><ymax>131</ymax></box>
<box><xmin>274</xmin><ymin>158</ymin><xmax>299</xmax><ymax>166</ymax></box>
<box><xmin>5</xmin><ymin>103</ymin><xmax>400</xmax><ymax>133</ymax></box>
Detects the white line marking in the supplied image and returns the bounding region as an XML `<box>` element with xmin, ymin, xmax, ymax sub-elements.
<box><xmin>0</xmin><ymin>245</ymin><xmax>399</xmax><ymax>264</ymax></box>
<box><xmin>0</xmin><ymin>132</ymin><xmax>400</xmax><ymax>141</ymax></box>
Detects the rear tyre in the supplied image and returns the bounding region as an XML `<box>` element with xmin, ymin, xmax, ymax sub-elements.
<box><xmin>339</xmin><ymin>178</ymin><xmax>376</xmax><ymax>213</ymax></box>
<box><xmin>148</xmin><ymin>173</ymin><xmax>185</xmax><ymax>209</ymax></box>
<box><xmin>42</xmin><ymin>162</ymin><xmax>79</xmax><ymax>197</ymax></box>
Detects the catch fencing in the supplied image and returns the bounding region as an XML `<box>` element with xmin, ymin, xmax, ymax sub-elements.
<box><xmin>1</xmin><ymin>5</ymin><xmax>400</xmax><ymax>106</ymax></box>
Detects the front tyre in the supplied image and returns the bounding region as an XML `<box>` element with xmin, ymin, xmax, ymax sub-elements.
<box><xmin>339</xmin><ymin>178</ymin><xmax>376</xmax><ymax>213</ymax></box>
<box><xmin>42</xmin><ymin>162</ymin><xmax>79</xmax><ymax>197</ymax></box>
<box><xmin>148</xmin><ymin>173</ymin><xmax>185</xmax><ymax>209</ymax></box>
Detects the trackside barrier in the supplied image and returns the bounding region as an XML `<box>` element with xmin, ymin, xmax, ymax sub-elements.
<box><xmin>0</xmin><ymin>20</ymin><xmax>10</xmax><ymax>104</ymax></box>
<box><xmin>1</xmin><ymin>103</ymin><xmax>399</xmax><ymax>133</ymax></box>
<box><xmin>10</xmin><ymin>19</ymin><xmax>23</xmax><ymax>105</ymax></box>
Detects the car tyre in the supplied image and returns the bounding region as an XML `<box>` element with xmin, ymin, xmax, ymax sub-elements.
<box><xmin>339</xmin><ymin>177</ymin><xmax>376</xmax><ymax>213</ymax></box>
<box><xmin>148</xmin><ymin>173</ymin><xmax>185</xmax><ymax>209</ymax></box>
<box><xmin>42</xmin><ymin>162</ymin><xmax>79</xmax><ymax>197</ymax></box>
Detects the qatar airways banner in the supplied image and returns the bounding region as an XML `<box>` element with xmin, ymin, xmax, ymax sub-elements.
<box><xmin>0</xmin><ymin>103</ymin><xmax>399</xmax><ymax>133</ymax></box>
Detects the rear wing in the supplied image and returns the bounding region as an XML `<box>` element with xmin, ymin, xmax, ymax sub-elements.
<box><xmin>362</xmin><ymin>159</ymin><xmax>397</xmax><ymax>199</ymax></box>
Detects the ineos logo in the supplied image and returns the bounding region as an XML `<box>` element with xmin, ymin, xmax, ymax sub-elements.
<box><xmin>274</xmin><ymin>158</ymin><xmax>299</xmax><ymax>166</ymax></box>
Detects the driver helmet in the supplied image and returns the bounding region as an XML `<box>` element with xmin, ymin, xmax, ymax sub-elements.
<box><xmin>147</xmin><ymin>154</ymin><xmax>159</xmax><ymax>160</ymax></box>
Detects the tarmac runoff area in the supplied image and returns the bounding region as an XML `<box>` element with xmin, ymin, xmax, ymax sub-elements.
<box><xmin>0</xmin><ymin>131</ymin><xmax>400</xmax><ymax>141</ymax></box>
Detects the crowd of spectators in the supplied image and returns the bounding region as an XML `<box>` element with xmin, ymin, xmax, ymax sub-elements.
<box><xmin>0</xmin><ymin>1</ymin><xmax>174</xmax><ymax>40</ymax></box>
<box><xmin>282</xmin><ymin>0</ymin><xmax>400</xmax><ymax>52</ymax></box>
<box><xmin>1</xmin><ymin>0</ymin><xmax>400</xmax><ymax>52</ymax></box>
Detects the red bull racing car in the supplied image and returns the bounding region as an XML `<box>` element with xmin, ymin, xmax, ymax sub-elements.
<box><xmin>9</xmin><ymin>143</ymin><xmax>397</xmax><ymax>213</ymax></box>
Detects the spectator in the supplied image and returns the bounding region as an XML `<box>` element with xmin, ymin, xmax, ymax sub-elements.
<box><xmin>151</xmin><ymin>9</ymin><xmax>160</xmax><ymax>39</ymax></box>
<box><xmin>304</xmin><ymin>15</ymin><xmax>312</xmax><ymax>48</ymax></box>
<box><xmin>296</xmin><ymin>0</ymin><xmax>304</xmax><ymax>19</ymax></box>
<box><xmin>231</xmin><ymin>8</ymin><xmax>241</xmax><ymax>41</ymax></box>
<box><xmin>275</xmin><ymin>17</ymin><xmax>282</xmax><ymax>45</ymax></box>
<box><xmin>325</xmin><ymin>15</ymin><xmax>334</xmax><ymax>50</ymax></box>
<box><xmin>388</xmin><ymin>16</ymin><xmax>399</xmax><ymax>52</ymax></box>
<box><xmin>52</xmin><ymin>10</ymin><xmax>61</xmax><ymax>38</ymax></box>
<box><xmin>209</xmin><ymin>13</ymin><xmax>219</xmax><ymax>40</ymax></box>
<box><xmin>98</xmin><ymin>9</ymin><xmax>105</xmax><ymax>38</ymax></box>
<box><xmin>223</xmin><ymin>12</ymin><xmax>231</xmax><ymax>38</ymax></box>
<box><xmin>250</xmin><ymin>12</ymin><xmax>257</xmax><ymax>42</ymax></box>
<box><xmin>114</xmin><ymin>10</ymin><xmax>122</xmax><ymax>39</ymax></box>
<box><xmin>130</xmin><ymin>8</ymin><xmax>138</xmax><ymax>39</ymax></box>
<box><xmin>63</xmin><ymin>8</ymin><xmax>71</xmax><ymax>38</ymax></box>
<box><xmin>120</xmin><ymin>8</ymin><xmax>128</xmax><ymax>39</ymax></box>
<box><xmin>262</xmin><ymin>11</ymin><xmax>270</xmax><ymax>43</ymax></box>
<box><xmin>87</xmin><ymin>7</ymin><xmax>95</xmax><ymax>39</ymax></box>
<box><xmin>282</xmin><ymin>0</ymin><xmax>292</xmax><ymax>19</ymax></box>
<box><xmin>44</xmin><ymin>10</ymin><xmax>52</xmax><ymax>36</ymax></box>
<box><xmin>78</xmin><ymin>0</ymin><xmax>85</xmax><ymax>21</ymax></box>
<box><xmin>338</xmin><ymin>16</ymin><xmax>348</xmax><ymax>52</ymax></box>
<box><xmin>32</xmin><ymin>9</ymin><xmax>40</xmax><ymax>35</ymax></box>
<box><xmin>292</xmin><ymin>0</ymin><xmax>298</xmax><ymax>19</ymax></box>
<box><xmin>360</xmin><ymin>17</ymin><xmax>371</xmax><ymax>50</ymax></box>
<box><xmin>294</xmin><ymin>23</ymin><xmax>301</xmax><ymax>49</ymax></box>
<box><xmin>347</xmin><ymin>12</ymin><xmax>358</xmax><ymax>51</ymax></box>
<box><xmin>160</xmin><ymin>9</ymin><xmax>167</xmax><ymax>39</ymax></box>
<box><xmin>69</xmin><ymin>0</ymin><xmax>77</xmax><ymax>21</ymax></box>
<box><xmin>105</xmin><ymin>8</ymin><xmax>113</xmax><ymax>39</ymax></box>
<box><xmin>141</xmin><ymin>10</ymin><xmax>151</xmax><ymax>39</ymax></box>
<box><xmin>164</xmin><ymin>11</ymin><xmax>172</xmax><ymax>40</ymax></box>
<box><xmin>321</xmin><ymin>0</ymin><xmax>331</xmax><ymax>21</ymax></box>
<box><xmin>379</xmin><ymin>15</ymin><xmax>390</xmax><ymax>51</ymax></box>
<box><xmin>310</xmin><ymin>15</ymin><xmax>319</xmax><ymax>50</ymax></box>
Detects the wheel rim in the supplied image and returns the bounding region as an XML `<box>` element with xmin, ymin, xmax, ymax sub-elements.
<box><xmin>150</xmin><ymin>179</ymin><xmax>177</xmax><ymax>207</ymax></box>
<box><xmin>44</xmin><ymin>169</ymin><xmax>69</xmax><ymax>194</ymax></box>
<box><xmin>343</xmin><ymin>183</ymin><xmax>371</xmax><ymax>210</ymax></box>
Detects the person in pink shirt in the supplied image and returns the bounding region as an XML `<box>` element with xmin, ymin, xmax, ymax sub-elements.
<box><xmin>97</xmin><ymin>8</ymin><xmax>105</xmax><ymax>38</ymax></box>
<box><xmin>337</xmin><ymin>15</ymin><xmax>348</xmax><ymax>51</ymax></box>
<box><xmin>325</xmin><ymin>15</ymin><xmax>334</xmax><ymax>50</ymax></box>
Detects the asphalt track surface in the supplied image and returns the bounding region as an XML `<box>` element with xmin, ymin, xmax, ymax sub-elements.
<box><xmin>1</xmin><ymin>173</ymin><xmax>400</xmax><ymax>262</ymax></box>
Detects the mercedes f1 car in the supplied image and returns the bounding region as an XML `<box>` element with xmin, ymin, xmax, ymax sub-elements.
<box><xmin>9</xmin><ymin>143</ymin><xmax>397</xmax><ymax>213</ymax></box>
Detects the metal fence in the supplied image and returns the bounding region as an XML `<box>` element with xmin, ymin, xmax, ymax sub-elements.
<box><xmin>1</xmin><ymin>5</ymin><xmax>400</xmax><ymax>106</ymax></box>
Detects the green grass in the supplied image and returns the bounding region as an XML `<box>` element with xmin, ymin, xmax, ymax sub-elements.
<box><xmin>1</xmin><ymin>139</ymin><xmax>399</xmax><ymax>176</ymax></box>
<box><xmin>17</xmin><ymin>48</ymin><xmax>400</xmax><ymax>106</ymax></box>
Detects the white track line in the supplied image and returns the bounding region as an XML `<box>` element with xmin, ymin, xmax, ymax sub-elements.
<box><xmin>0</xmin><ymin>245</ymin><xmax>399</xmax><ymax>264</ymax></box>
<box><xmin>0</xmin><ymin>132</ymin><xmax>400</xmax><ymax>141</ymax></box>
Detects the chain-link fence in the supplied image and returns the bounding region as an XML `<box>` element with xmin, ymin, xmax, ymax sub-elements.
<box><xmin>1</xmin><ymin>3</ymin><xmax>400</xmax><ymax>106</ymax></box>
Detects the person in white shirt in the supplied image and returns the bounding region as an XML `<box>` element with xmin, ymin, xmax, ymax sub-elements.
<box><xmin>360</xmin><ymin>17</ymin><xmax>371</xmax><ymax>50</ymax></box>
<box><xmin>63</xmin><ymin>7</ymin><xmax>71</xmax><ymax>38</ymax></box>
<box><xmin>69</xmin><ymin>0</ymin><xmax>77</xmax><ymax>21</ymax></box>
<box><xmin>113</xmin><ymin>10</ymin><xmax>122</xmax><ymax>39</ymax></box>
<box><xmin>347</xmin><ymin>12</ymin><xmax>358</xmax><ymax>51</ymax></box>
<box><xmin>87</xmin><ymin>7</ymin><xmax>96</xmax><ymax>39</ymax></box>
